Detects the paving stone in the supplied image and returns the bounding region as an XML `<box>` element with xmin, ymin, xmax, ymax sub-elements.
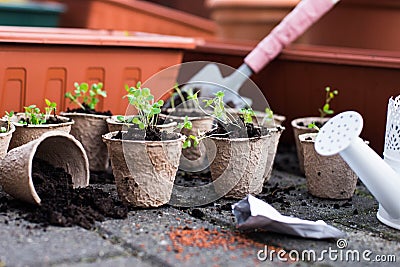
<box><xmin>98</xmin><ymin>207</ymin><xmax>280</xmax><ymax>267</ymax></box>
<box><xmin>0</xmin><ymin>214</ymin><xmax>126</xmax><ymax>267</ymax></box>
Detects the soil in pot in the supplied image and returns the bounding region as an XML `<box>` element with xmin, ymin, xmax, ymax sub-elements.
<box><xmin>1</xmin><ymin>158</ymin><xmax>128</xmax><ymax>229</ymax></box>
<box><xmin>66</xmin><ymin>103</ymin><xmax>112</xmax><ymax>116</ymax></box>
<box><xmin>206</xmin><ymin>117</ymin><xmax>271</xmax><ymax>199</ymax></box>
<box><xmin>18</xmin><ymin>115</ymin><xmax>72</xmax><ymax>125</ymax></box>
<box><xmin>206</xmin><ymin>116</ymin><xmax>264</xmax><ymax>138</ymax></box>
<box><xmin>113</xmin><ymin>125</ymin><xmax>179</xmax><ymax>142</ymax></box>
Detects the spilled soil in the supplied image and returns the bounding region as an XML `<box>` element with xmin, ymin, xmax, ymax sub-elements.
<box><xmin>0</xmin><ymin>158</ymin><xmax>128</xmax><ymax>229</ymax></box>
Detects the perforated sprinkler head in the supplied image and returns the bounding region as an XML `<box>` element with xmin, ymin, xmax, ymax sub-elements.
<box><xmin>315</xmin><ymin>111</ymin><xmax>400</xmax><ymax>230</ymax></box>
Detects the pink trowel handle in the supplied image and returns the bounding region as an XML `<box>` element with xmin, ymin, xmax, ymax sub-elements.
<box><xmin>244</xmin><ymin>0</ymin><xmax>340</xmax><ymax>73</ymax></box>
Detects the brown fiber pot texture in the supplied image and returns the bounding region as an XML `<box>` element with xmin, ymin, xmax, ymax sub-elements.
<box><xmin>263</xmin><ymin>126</ymin><xmax>285</xmax><ymax>182</ymax></box>
<box><xmin>161</xmin><ymin>110</ymin><xmax>214</xmax><ymax>171</ymax></box>
<box><xmin>9</xmin><ymin>113</ymin><xmax>73</xmax><ymax>150</ymax></box>
<box><xmin>0</xmin><ymin>120</ymin><xmax>15</xmax><ymax>159</ymax></box>
<box><xmin>299</xmin><ymin>133</ymin><xmax>358</xmax><ymax>199</ymax></box>
<box><xmin>291</xmin><ymin>117</ymin><xmax>329</xmax><ymax>174</ymax></box>
<box><xmin>106</xmin><ymin>115</ymin><xmax>177</xmax><ymax>133</ymax></box>
<box><xmin>207</xmin><ymin>133</ymin><xmax>270</xmax><ymax>199</ymax></box>
<box><xmin>103</xmin><ymin>131</ymin><xmax>184</xmax><ymax>207</ymax></box>
<box><xmin>0</xmin><ymin>131</ymin><xmax>89</xmax><ymax>205</ymax></box>
<box><xmin>61</xmin><ymin>112</ymin><xmax>110</xmax><ymax>172</ymax></box>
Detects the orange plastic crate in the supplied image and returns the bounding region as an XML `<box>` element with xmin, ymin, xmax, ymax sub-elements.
<box><xmin>0</xmin><ymin>26</ymin><xmax>196</xmax><ymax>115</ymax></box>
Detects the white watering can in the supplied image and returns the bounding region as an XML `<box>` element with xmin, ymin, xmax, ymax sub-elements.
<box><xmin>314</xmin><ymin>104</ymin><xmax>400</xmax><ymax>230</ymax></box>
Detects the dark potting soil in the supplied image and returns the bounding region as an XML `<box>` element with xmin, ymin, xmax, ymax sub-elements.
<box><xmin>113</xmin><ymin>126</ymin><xmax>179</xmax><ymax>142</ymax></box>
<box><xmin>66</xmin><ymin>103</ymin><xmax>112</xmax><ymax>116</ymax></box>
<box><xmin>297</xmin><ymin>120</ymin><xmax>325</xmax><ymax>128</ymax></box>
<box><xmin>6</xmin><ymin>158</ymin><xmax>128</xmax><ymax>229</ymax></box>
<box><xmin>206</xmin><ymin>117</ymin><xmax>264</xmax><ymax>139</ymax></box>
<box><xmin>19</xmin><ymin>115</ymin><xmax>72</xmax><ymax>126</ymax></box>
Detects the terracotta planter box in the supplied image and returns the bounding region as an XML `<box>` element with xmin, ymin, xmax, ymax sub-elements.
<box><xmin>0</xmin><ymin>26</ymin><xmax>195</xmax><ymax>116</ymax></box>
<box><xmin>183</xmin><ymin>41</ymin><xmax>400</xmax><ymax>155</ymax></box>
<box><xmin>207</xmin><ymin>0</ymin><xmax>299</xmax><ymax>41</ymax></box>
<box><xmin>37</xmin><ymin>0</ymin><xmax>216</xmax><ymax>38</ymax></box>
<box><xmin>296</xmin><ymin>0</ymin><xmax>400</xmax><ymax>51</ymax></box>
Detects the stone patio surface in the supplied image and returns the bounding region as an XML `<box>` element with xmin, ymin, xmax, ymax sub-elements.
<box><xmin>0</xmin><ymin>145</ymin><xmax>399</xmax><ymax>267</ymax></box>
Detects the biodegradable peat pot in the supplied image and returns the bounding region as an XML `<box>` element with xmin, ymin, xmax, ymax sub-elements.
<box><xmin>263</xmin><ymin>126</ymin><xmax>285</xmax><ymax>182</ymax></box>
<box><xmin>254</xmin><ymin>113</ymin><xmax>286</xmax><ymax>127</ymax></box>
<box><xmin>161</xmin><ymin>109</ymin><xmax>214</xmax><ymax>171</ymax></box>
<box><xmin>103</xmin><ymin>131</ymin><xmax>185</xmax><ymax>207</ymax></box>
<box><xmin>9</xmin><ymin>113</ymin><xmax>73</xmax><ymax>150</ymax></box>
<box><xmin>61</xmin><ymin>112</ymin><xmax>110</xmax><ymax>172</ymax></box>
<box><xmin>0</xmin><ymin>120</ymin><xmax>15</xmax><ymax>159</ymax></box>
<box><xmin>291</xmin><ymin>117</ymin><xmax>329</xmax><ymax>174</ymax></box>
<box><xmin>207</xmin><ymin>133</ymin><xmax>271</xmax><ymax>199</ymax></box>
<box><xmin>299</xmin><ymin>133</ymin><xmax>358</xmax><ymax>199</ymax></box>
<box><xmin>106</xmin><ymin>115</ymin><xmax>177</xmax><ymax>133</ymax></box>
<box><xmin>0</xmin><ymin>131</ymin><xmax>89</xmax><ymax>205</ymax></box>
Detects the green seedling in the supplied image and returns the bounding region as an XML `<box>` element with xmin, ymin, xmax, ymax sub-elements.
<box><xmin>319</xmin><ymin>86</ymin><xmax>338</xmax><ymax>118</ymax></box>
<box><xmin>0</xmin><ymin>110</ymin><xmax>14</xmax><ymax>133</ymax></box>
<box><xmin>21</xmin><ymin>105</ymin><xmax>46</xmax><ymax>125</ymax></box>
<box><xmin>169</xmin><ymin>84</ymin><xmax>199</xmax><ymax>110</ymax></box>
<box><xmin>202</xmin><ymin>91</ymin><xmax>238</xmax><ymax>126</ymax></box>
<box><xmin>240</xmin><ymin>108</ymin><xmax>255</xmax><ymax>124</ymax></box>
<box><xmin>261</xmin><ymin>107</ymin><xmax>274</xmax><ymax>125</ymax></box>
<box><xmin>307</xmin><ymin>122</ymin><xmax>320</xmax><ymax>132</ymax></box>
<box><xmin>65</xmin><ymin>82</ymin><xmax>107</xmax><ymax>110</ymax></box>
<box><xmin>44</xmin><ymin>98</ymin><xmax>57</xmax><ymax>119</ymax></box>
<box><xmin>124</xmin><ymin>81</ymin><xmax>164</xmax><ymax>130</ymax></box>
<box><xmin>307</xmin><ymin>86</ymin><xmax>339</xmax><ymax>129</ymax></box>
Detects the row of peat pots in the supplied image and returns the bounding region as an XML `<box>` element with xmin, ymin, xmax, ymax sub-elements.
<box><xmin>0</xmin><ymin>83</ymin><xmax>289</xmax><ymax>209</ymax></box>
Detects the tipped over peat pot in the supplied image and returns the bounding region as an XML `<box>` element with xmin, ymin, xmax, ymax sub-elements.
<box><xmin>106</xmin><ymin>115</ymin><xmax>177</xmax><ymax>133</ymax></box>
<box><xmin>0</xmin><ymin>131</ymin><xmax>89</xmax><ymax>205</ymax></box>
<box><xmin>103</xmin><ymin>130</ymin><xmax>185</xmax><ymax>207</ymax></box>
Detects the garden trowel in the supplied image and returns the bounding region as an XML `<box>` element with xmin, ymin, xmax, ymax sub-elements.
<box><xmin>181</xmin><ymin>0</ymin><xmax>341</xmax><ymax>108</ymax></box>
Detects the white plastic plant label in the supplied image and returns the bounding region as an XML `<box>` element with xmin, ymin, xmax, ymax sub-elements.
<box><xmin>232</xmin><ymin>195</ymin><xmax>345</xmax><ymax>239</ymax></box>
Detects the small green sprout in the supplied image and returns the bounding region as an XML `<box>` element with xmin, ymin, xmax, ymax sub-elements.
<box><xmin>44</xmin><ymin>98</ymin><xmax>57</xmax><ymax>119</ymax></box>
<box><xmin>319</xmin><ymin>86</ymin><xmax>338</xmax><ymax>118</ymax></box>
<box><xmin>307</xmin><ymin>122</ymin><xmax>320</xmax><ymax>132</ymax></box>
<box><xmin>65</xmin><ymin>82</ymin><xmax>107</xmax><ymax>110</ymax></box>
<box><xmin>176</xmin><ymin>116</ymin><xmax>193</xmax><ymax>130</ymax></box>
<box><xmin>307</xmin><ymin>86</ymin><xmax>339</xmax><ymax>129</ymax></box>
<box><xmin>261</xmin><ymin>107</ymin><xmax>274</xmax><ymax>125</ymax></box>
<box><xmin>240</xmin><ymin>108</ymin><xmax>255</xmax><ymax>124</ymax></box>
<box><xmin>124</xmin><ymin>81</ymin><xmax>163</xmax><ymax>130</ymax></box>
<box><xmin>183</xmin><ymin>135</ymin><xmax>200</xmax><ymax>149</ymax></box>
<box><xmin>202</xmin><ymin>91</ymin><xmax>237</xmax><ymax>126</ymax></box>
<box><xmin>21</xmin><ymin>104</ymin><xmax>46</xmax><ymax>125</ymax></box>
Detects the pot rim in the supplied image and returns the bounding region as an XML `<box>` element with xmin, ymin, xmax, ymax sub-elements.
<box><xmin>291</xmin><ymin>116</ymin><xmax>330</xmax><ymax>129</ymax></box>
<box><xmin>160</xmin><ymin>108</ymin><xmax>213</xmax><ymax>121</ymax></box>
<box><xmin>0</xmin><ymin>119</ymin><xmax>15</xmax><ymax>136</ymax></box>
<box><xmin>12</xmin><ymin>113</ymin><xmax>74</xmax><ymax>128</ymax></box>
<box><xmin>26</xmin><ymin>131</ymin><xmax>89</xmax><ymax>205</ymax></box>
<box><xmin>60</xmin><ymin>111</ymin><xmax>110</xmax><ymax>120</ymax></box>
<box><xmin>102</xmin><ymin>130</ymin><xmax>186</xmax><ymax>144</ymax></box>
<box><xmin>107</xmin><ymin>115</ymin><xmax>178</xmax><ymax>129</ymax></box>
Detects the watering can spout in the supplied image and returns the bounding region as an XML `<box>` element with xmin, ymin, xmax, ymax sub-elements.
<box><xmin>314</xmin><ymin>111</ymin><xmax>400</xmax><ymax>230</ymax></box>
